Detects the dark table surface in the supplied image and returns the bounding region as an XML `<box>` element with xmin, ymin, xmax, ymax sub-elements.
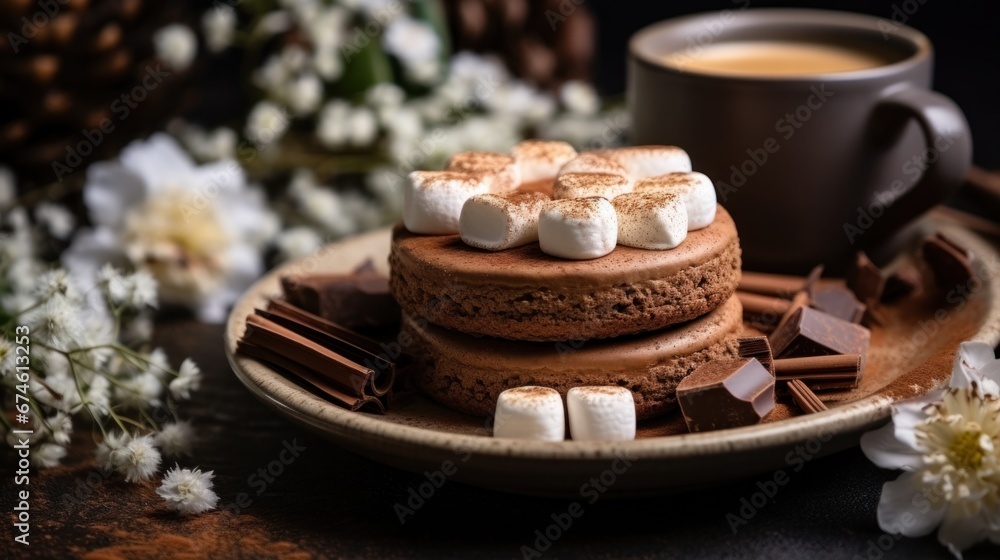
<box><xmin>7</xmin><ymin>316</ymin><xmax>996</xmax><ymax>560</ymax></box>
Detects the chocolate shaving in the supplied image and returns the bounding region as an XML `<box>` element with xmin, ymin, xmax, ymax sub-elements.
<box><xmin>921</xmin><ymin>233</ymin><xmax>975</xmax><ymax>294</ymax></box>
<box><xmin>738</xmin><ymin>265</ymin><xmax>824</xmax><ymax>299</ymax></box>
<box><xmin>846</xmin><ymin>252</ymin><xmax>885</xmax><ymax>303</ymax></box>
<box><xmin>882</xmin><ymin>264</ymin><xmax>922</xmax><ymax>303</ymax></box>
<box><xmin>737</xmin><ymin>336</ymin><xmax>774</xmax><ymax>375</ymax></box>
<box><xmin>236</xmin><ymin>300</ymin><xmax>409</xmax><ymax>414</ymax></box>
<box><xmin>773</xmin><ymin>354</ymin><xmax>863</xmax><ymax>391</ymax></box>
<box><xmin>787</xmin><ymin>379</ymin><xmax>828</xmax><ymax>414</ymax></box>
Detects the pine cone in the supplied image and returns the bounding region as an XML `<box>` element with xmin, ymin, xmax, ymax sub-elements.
<box><xmin>443</xmin><ymin>0</ymin><xmax>594</xmax><ymax>89</ymax></box>
<box><xmin>0</xmin><ymin>0</ymin><xmax>196</xmax><ymax>188</ymax></box>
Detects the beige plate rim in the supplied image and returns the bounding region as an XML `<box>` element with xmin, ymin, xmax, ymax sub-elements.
<box><xmin>224</xmin><ymin>225</ymin><xmax>1000</xmax><ymax>461</ymax></box>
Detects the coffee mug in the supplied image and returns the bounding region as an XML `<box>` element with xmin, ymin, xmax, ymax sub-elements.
<box><xmin>628</xmin><ymin>9</ymin><xmax>971</xmax><ymax>273</ymax></box>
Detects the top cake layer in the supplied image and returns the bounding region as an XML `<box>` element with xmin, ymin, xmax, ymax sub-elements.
<box><xmin>389</xmin><ymin>206</ymin><xmax>741</xmax><ymax>341</ymax></box>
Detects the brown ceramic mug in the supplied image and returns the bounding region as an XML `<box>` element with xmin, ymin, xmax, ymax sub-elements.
<box><xmin>629</xmin><ymin>9</ymin><xmax>971</xmax><ymax>273</ymax></box>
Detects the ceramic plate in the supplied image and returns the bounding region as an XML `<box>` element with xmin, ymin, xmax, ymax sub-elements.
<box><xmin>225</xmin><ymin>220</ymin><xmax>1000</xmax><ymax>497</ymax></box>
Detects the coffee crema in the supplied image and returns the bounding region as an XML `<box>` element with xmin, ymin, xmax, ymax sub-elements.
<box><xmin>665</xmin><ymin>40</ymin><xmax>891</xmax><ymax>77</ymax></box>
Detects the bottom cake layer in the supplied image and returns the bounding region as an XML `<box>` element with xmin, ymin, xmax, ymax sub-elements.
<box><xmin>404</xmin><ymin>295</ymin><xmax>744</xmax><ymax>420</ymax></box>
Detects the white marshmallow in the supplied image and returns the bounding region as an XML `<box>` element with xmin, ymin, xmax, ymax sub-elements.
<box><xmin>493</xmin><ymin>386</ymin><xmax>565</xmax><ymax>441</ymax></box>
<box><xmin>511</xmin><ymin>140</ymin><xmax>578</xmax><ymax>183</ymax></box>
<box><xmin>403</xmin><ymin>171</ymin><xmax>491</xmax><ymax>234</ymax></box>
<box><xmin>599</xmin><ymin>146</ymin><xmax>691</xmax><ymax>178</ymax></box>
<box><xmin>460</xmin><ymin>191</ymin><xmax>550</xmax><ymax>251</ymax></box>
<box><xmin>446</xmin><ymin>151</ymin><xmax>521</xmax><ymax>192</ymax></box>
<box><xmin>613</xmin><ymin>192</ymin><xmax>688</xmax><ymax>250</ymax></box>
<box><xmin>538</xmin><ymin>197</ymin><xmax>618</xmax><ymax>260</ymax></box>
<box><xmin>558</xmin><ymin>152</ymin><xmax>630</xmax><ymax>177</ymax></box>
<box><xmin>567</xmin><ymin>387</ymin><xmax>636</xmax><ymax>441</ymax></box>
<box><xmin>635</xmin><ymin>172</ymin><xmax>717</xmax><ymax>230</ymax></box>
<box><xmin>553</xmin><ymin>172</ymin><xmax>633</xmax><ymax>200</ymax></box>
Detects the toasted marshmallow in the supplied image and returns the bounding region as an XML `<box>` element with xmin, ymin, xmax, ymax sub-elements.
<box><xmin>599</xmin><ymin>146</ymin><xmax>691</xmax><ymax>178</ymax></box>
<box><xmin>613</xmin><ymin>192</ymin><xmax>688</xmax><ymax>250</ymax></box>
<box><xmin>635</xmin><ymin>171</ymin><xmax>717</xmax><ymax>230</ymax></box>
<box><xmin>403</xmin><ymin>171</ymin><xmax>491</xmax><ymax>234</ymax></box>
<box><xmin>538</xmin><ymin>197</ymin><xmax>618</xmax><ymax>260</ymax></box>
<box><xmin>567</xmin><ymin>386</ymin><xmax>636</xmax><ymax>441</ymax></box>
<box><xmin>493</xmin><ymin>386</ymin><xmax>565</xmax><ymax>441</ymax></box>
<box><xmin>511</xmin><ymin>140</ymin><xmax>578</xmax><ymax>183</ymax></box>
<box><xmin>553</xmin><ymin>173</ymin><xmax>633</xmax><ymax>200</ymax></box>
<box><xmin>446</xmin><ymin>151</ymin><xmax>520</xmax><ymax>192</ymax></box>
<box><xmin>558</xmin><ymin>152</ymin><xmax>630</xmax><ymax>177</ymax></box>
<box><xmin>460</xmin><ymin>191</ymin><xmax>550</xmax><ymax>250</ymax></box>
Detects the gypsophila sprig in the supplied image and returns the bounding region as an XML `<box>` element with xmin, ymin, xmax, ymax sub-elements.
<box><xmin>157</xmin><ymin>465</ymin><xmax>219</xmax><ymax>515</ymax></box>
<box><xmin>1</xmin><ymin>192</ymin><xmax>217</xmax><ymax>515</ymax></box>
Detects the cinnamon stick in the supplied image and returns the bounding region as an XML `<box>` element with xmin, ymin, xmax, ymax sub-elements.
<box><xmin>787</xmin><ymin>379</ymin><xmax>828</xmax><ymax>414</ymax></box>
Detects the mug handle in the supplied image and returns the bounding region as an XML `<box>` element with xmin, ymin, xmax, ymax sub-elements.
<box><xmin>865</xmin><ymin>88</ymin><xmax>972</xmax><ymax>241</ymax></box>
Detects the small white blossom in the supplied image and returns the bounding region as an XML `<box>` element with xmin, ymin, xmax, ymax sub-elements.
<box><xmin>169</xmin><ymin>358</ymin><xmax>202</xmax><ymax>400</ymax></box>
<box><xmin>128</xmin><ymin>270</ymin><xmax>159</xmax><ymax>309</ymax></box>
<box><xmin>47</xmin><ymin>412</ymin><xmax>73</xmax><ymax>446</ymax></box>
<box><xmin>99</xmin><ymin>263</ymin><xmax>130</xmax><ymax>306</ymax></box>
<box><xmin>202</xmin><ymin>7</ymin><xmax>236</xmax><ymax>53</ymax></box>
<box><xmin>0</xmin><ymin>166</ymin><xmax>14</xmax><ymax>209</ymax></box>
<box><xmin>406</xmin><ymin>58</ymin><xmax>441</xmax><ymax>85</ymax></box>
<box><xmin>34</xmin><ymin>202</ymin><xmax>75</xmax><ymax>240</ymax></box>
<box><xmin>305</xmin><ymin>6</ymin><xmax>348</xmax><ymax>52</ymax></box>
<box><xmin>157</xmin><ymin>465</ymin><xmax>219</xmax><ymax>515</ymax></box>
<box><xmin>154</xmin><ymin>24</ymin><xmax>197</xmax><ymax>71</ymax></box>
<box><xmin>96</xmin><ymin>431</ymin><xmax>130</xmax><ymax>472</ymax></box>
<box><xmin>85</xmin><ymin>375</ymin><xmax>111</xmax><ymax>416</ymax></box>
<box><xmin>32</xmin><ymin>295</ymin><xmax>86</xmax><ymax>351</ymax></box>
<box><xmin>246</xmin><ymin>101</ymin><xmax>289</xmax><ymax>146</ymax></box>
<box><xmin>275</xmin><ymin>227</ymin><xmax>323</xmax><ymax>261</ymax></box>
<box><xmin>383</xmin><ymin>17</ymin><xmax>440</xmax><ymax>67</ymax></box>
<box><xmin>119</xmin><ymin>434</ymin><xmax>162</xmax><ymax>482</ymax></box>
<box><xmin>177</xmin><ymin>124</ymin><xmax>237</xmax><ymax>162</ymax></box>
<box><xmin>316</xmin><ymin>102</ymin><xmax>378</xmax><ymax>148</ymax></box>
<box><xmin>116</xmin><ymin>371</ymin><xmax>163</xmax><ymax>408</ymax></box>
<box><xmin>156</xmin><ymin>421</ymin><xmax>195</xmax><ymax>457</ymax></box>
<box><xmin>313</xmin><ymin>47</ymin><xmax>343</xmax><ymax>81</ymax></box>
<box><xmin>382</xmin><ymin>106</ymin><xmax>422</xmax><ymax>141</ymax></box>
<box><xmin>34</xmin><ymin>269</ymin><xmax>80</xmax><ymax>302</ymax></box>
<box><xmin>285</xmin><ymin>72</ymin><xmax>324</xmax><ymax>116</ymax></box>
<box><xmin>366</xmin><ymin>83</ymin><xmax>405</xmax><ymax>108</ymax></box>
<box><xmin>560</xmin><ymin>80</ymin><xmax>600</xmax><ymax>115</ymax></box>
<box><xmin>33</xmin><ymin>443</ymin><xmax>67</xmax><ymax>468</ymax></box>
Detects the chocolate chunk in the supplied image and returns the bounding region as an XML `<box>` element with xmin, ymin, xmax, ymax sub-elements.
<box><xmin>676</xmin><ymin>358</ymin><xmax>775</xmax><ymax>432</ymax></box>
<box><xmin>773</xmin><ymin>354</ymin><xmax>863</xmax><ymax>391</ymax></box>
<box><xmin>921</xmin><ymin>233</ymin><xmax>974</xmax><ymax>294</ymax></box>
<box><xmin>737</xmin><ymin>336</ymin><xmax>774</xmax><ymax>375</ymax></box>
<box><xmin>281</xmin><ymin>259</ymin><xmax>401</xmax><ymax>330</ymax></box>
<box><xmin>811</xmin><ymin>285</ymin><xmax>866</xmax><ymax>324</ymax></box>
<box><xmin>768</xmin><ymin>307</ymin><xmax>871</xmax><ymax>367</ymax></box>
<box><xmin>882</xmin><ymin>264</ymin><xmax>922</xmax><ymax>303</ymax></box>
<box><xmin>787</xmin><ymin>380</ymin><xmax>828</xmax><ymax>414</ymax></box>
<box><xmin>846</xmin><ymin>252</ymin><xmax>885</xmax><ymax>303</ymax></box>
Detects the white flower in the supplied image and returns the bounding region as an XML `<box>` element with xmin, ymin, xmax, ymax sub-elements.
<box><xmin>275</xmin><ymin>227</ymin><xmax>323</xmax><ymax>261</ymax></box>
<box><xmin>34</xmin><ymin>202</ymin><xmax>75</xmax><ymax>240</ymax></box>
<box><xmin>448</xmin><ymin>51</ymin><xmax>509</xmax><ymax>86</ymax></box>
<box><xmin>0</xmin><ymin>337</ymin><xmax>13</xmax><ymax>375</ymax></box>
<box><xmin>288</xmin><ymin>171</ymin><xmax>355</xmax><ymax>236</ymax></box>
<box><xmin>156</xmin><ymin>421</ymin><xmax>195</xmax><ymax>457</ymax></box>
<box><xmin>347</xmin><ymin>107</ymin><xmax>378</xmax><ymax>146</ymax></box>
<box><xmin>284</xmin><ymin>72</ymin><xmax>324</xmax><ymax>116</ymax></box>
<box><xmin>85</xmin><ymin>375</ymin><xmax>111</xmax><ymax>416</ymax></box>
<box><xmin>305</xmin><ymin>6</ymin><xmax>348</xmax><ymax>52</ymax></box>
<box><xmin>313</xmin><ymin>47</ymin><xmax>343</xmax><ymax>81</ymax></box>
<box><xmin>34</xmin><ymin>268</ymin><xmax>80</xmax><ymax>302</ymax></box>
<box><xmin>128</xmin><ymin>270</ymin><xmax>159</xmax><ymax>309</ymax></box>
<box><xmin>153</xmin><ymin>24</ymin><xmax>197</xmax><ymax>71</ymax></box>
<box><xmin>47</xmin><ymin>412</ymin><xmax>72</xmax><ymax>446</ymax></box>
<box><xmin>317</xmin><ymin>102</ymin><xmax>378</xmax><ymax>148</ymax></box>
<box><xmin>99</xmin><ymin>263</ymin><xmax>130</xmax><ymax>305</ymax></box>
<box><xmin>383</xmin><ymin>17</ymin><xmax>440</xmax><ymax>66</ymax></box>
<box><xmin>246</xmin><ymin>101</ymin><xmax>290</xmax><ymax>146</ymax></box>
<box><xmin>118</xmin><ymin>434</ymin><xmax>162</xmax><ymax>482</ymax></box>
<box><xmin>144</xmin><ymin>347</ymin><xmax>171</xmax><ymax>381</ymax></box>
<box><xmin>63</xmin><ymin>134</ymin><xmax>267</xmax><ymax>323</ymax></box>
<box><xmin>157</xmin><ymin>465</ymin><xmax>219</xmax><ymax>515</ymax></box>
<box><xmin>202</xmin><ymin>7</ymin><xmax>236</xmax><ymax>53</ymax></box>
<box><xmin>96</xmin><ymin>431</ymin><xmax>130</xmax><ymax>472</ymax></box>
<box><xmin>32</xmin><ymin>295</ymin><xmax>86</xmax><ymax>350</ymax></box>
<box><xmin>406</xmin><ymin>58</ymin><xmax>441</xmax><ymax>85</ymax></box>
<box><xmin>177</xmin><ymin>123</ymin><xmax>237</xmax><ymax>162</ymax></box>
<box><xmin>169</xmin><ymin>358</ymin><xmax>202</xmax><ymax>400</ymax></box>
<box><xmin>382</xmin><ymin>106</ymin><xmax>422</xmax><ymax>141</ymax></box>
<box><xmin>366</xmin><ymin>83</ymin><xmax>405</xmax><ymax>109</ymax></box>
<box><xmin>33</xmin><ymin>443</ymin><xmax>67</xmax><ymax>468</ymax></box>
<box><xmin>116</xmin><ymin>371</ymin><xmax>162</xmax><ymax>408</ymax></box>
<box><xmin>951</xmin><ymin>341</ymin><xmax>1000</xmax><ymax>397</ymax></box>
<box><xmin>0</xmin><ymin>166</ymin><xmax>14</xmax><ymax>209</ymax></box>
<box><xmin>560</xmin><ymin>80</ymin><xmax>600</xmax><ymax>115</ymax></box>
<box><xmin>861</xmin><ymin>343</ymin><xmax>1000</xmax><ymax>557</ymax></box>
